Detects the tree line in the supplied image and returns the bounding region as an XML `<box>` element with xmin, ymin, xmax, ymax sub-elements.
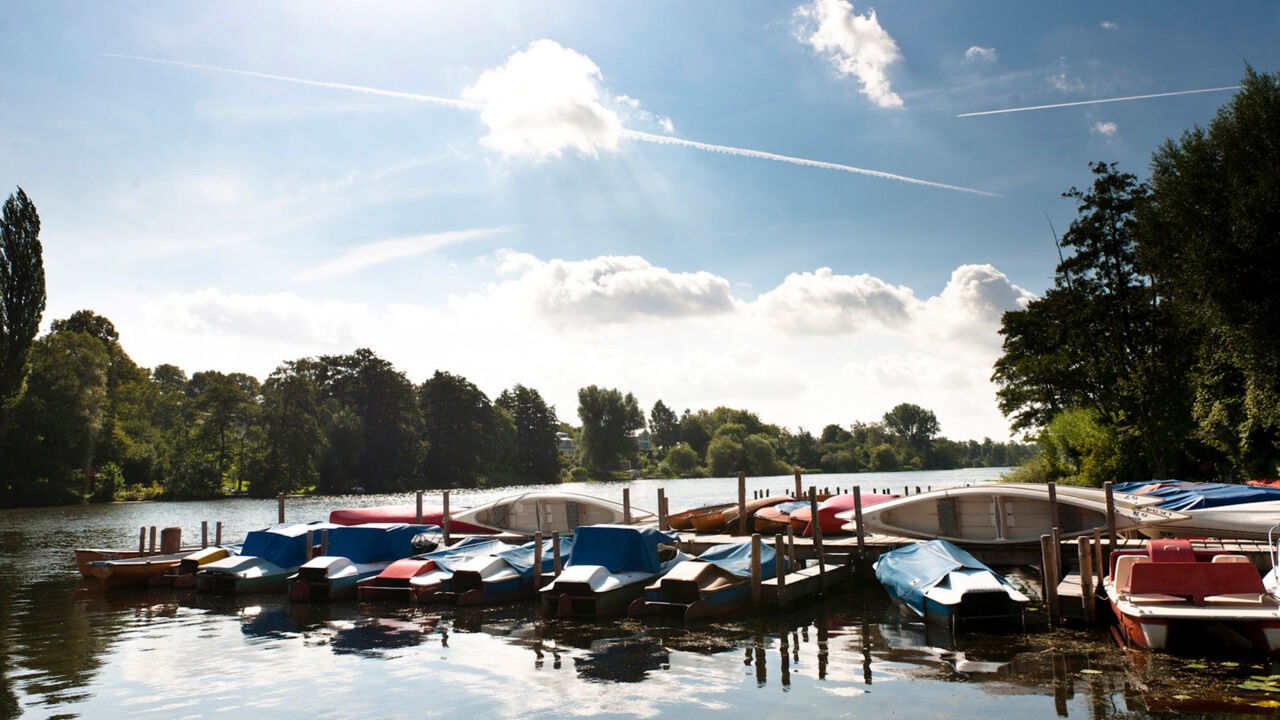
<box><xmin>996</xmin><ymin>67</ymin><xmax>1280</xmax><ymax>487</ymax></box>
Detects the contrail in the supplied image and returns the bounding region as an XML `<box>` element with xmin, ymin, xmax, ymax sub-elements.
<box><xmin>106</xmin><ymin>54</ymin><xmax>997</xmax><ymax>196</ymax></box>
<box><xmin>622</xmin><ymin>130</ymin><xmax>1001</xmax><ymax>197</ymax></box>
<box><xmin>103</xmin><ymin>53</ymin><xmax>481</xmax><ymax>110</ymax></box>
<box><xmin>958</xmin><ymin>85</ymin><xmax>1239</xmax><ymax>117</ymax></box>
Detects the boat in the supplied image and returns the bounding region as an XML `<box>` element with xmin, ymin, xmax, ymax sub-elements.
<box><xmin>356</xmin><ymin>537</ymin><xmax>509</xmax><ymax>601</ymax></box>
<box><xmin>158</xmin><ymin>545</ymin><xmax>237</xmax><ymax>587</ymax></box>
<box><xmin>328</xmin><ymin>505</ymin><xmax>494</xmax><ymax>534</ymax></box>
<box><xmin>452</xmin><ymin>491</ymin><xmax>655</xmax><ymax>535</ymax></box>
<box><xmin>874</xmin><ymin>539</ymin><xmax>1028</xmax><ymax>632</ymax></box>
<box><xmin>445</xmin><ymin>535</ymin><xmax>577</xmax><ymax>606</ymax></box>
<box><xmin>540</xmin><ymin>525</ymin><xmax>686</xmax><ymax>617</ymax></box>
<box><xmin>84</xmin><ymin>548</ymin><xmax>214</xmax><ymax>588</ymax></box>
<box><xmin>791</xmin><ymin>491</ymin><xmax>898</xmax><ymax>537</ymax></box>
<box><xmin>689</xmin><ymin>495</ymin><xmax>793</xmax><ymax>533</ymax></box>
<box><xmin>666</xmin><ymin>503</ymin><xmax>735</xmax><ymax>531</ymax></box>
<box><xmin>1113</xmin><ymin>480</ymin><xmax>1280</xmax><ymax>540</ymax></box>
<box><xmin>197</xmin><ymin>522</ymin><xmax>337</xmax><ymax>594</ymax></box>
<box><xmin>289</xmin><ymin>523</ymin><xmax>437</xmax><ymax>602</ymax></box>
<box><xmin>1104</xmin><ymin>538</ymin><xmax>1280</xmax><ymax>652</ymax></box>
<box><xmin>753</xmin><ymin>500</ymin><xmax>810</xmax><ymax>533</ymax></box>
<box><xmin>836</xmin><ymin>484</ymin><xmax>1185</xmax><ymax>544</ymax></box>
<box><xmin>628</xmin><ymin>541</ymin><xmax>780</xmax><ymax>621</ymax></box>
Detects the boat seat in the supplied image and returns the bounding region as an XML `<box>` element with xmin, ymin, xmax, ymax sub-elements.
<box><xmin>1113</xmin><ymin>555</ymin><xmax>1150</xmax><ymax>591</ymax></box>
<box><xmin>1126</xmin><ymin>593</ymin><xmax>1187</xmax><ymax>604</ymax></box>
<box><xmin>1148</xmin><ymin>538</ymin><xmax>1195</xmax><ymax>563</ymax></box>
<box><xmin>1211</xmin><ymin>554</ymin><xmax>1250</xmax><ymax>563</ymax></box>
<box><xmin>1203</xmin><ymin>593</ymin><xmax>1266</xmax><ymax>605</ymax></box>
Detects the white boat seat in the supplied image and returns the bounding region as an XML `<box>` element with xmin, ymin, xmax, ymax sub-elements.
<box><xmin>1113</xmin><ymin>555</ymin><xmax>1150</xmax><ymax>591</ymax></box>
<box><xmin>1126</xmin><ymin>592</ymin><xmax>1186</xmax><ymax>604</ymax></box>
<box><xmin>1203</xmin><ymin>593</ymin><xmax>1266</xmax><ymax>604</ymax></box>
<box><xmin>1211</xmin><ymin>554</ymin><xmax>1250</xmax><ymax>563</ymax></box>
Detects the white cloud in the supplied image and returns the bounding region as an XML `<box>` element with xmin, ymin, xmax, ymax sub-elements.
<box><xmin>292</xmin><ymin>227</ymin><xmax>511</xmax><ymax>282</ymax></box>
<box><xmin>918</xmin><ymin>264</ymin><xmax>1034</xmax><ymax>348</ymax></box>
<box><xmin>1050</xmin><ymin>58</ymin><xmax>1085</xmax><ymax>92</ymax></box>
<box><xmin>1092</xmin><ymin>121</ymin><xmax>1118</xmax><ymax>136</ymax></box>
<box><xmin>1101</xmin><ymin>21</ymin><xmax>1118</xmax><ymax>30</ymax></box>
<box><xmin>964</xmin><ymin>46</ymin><xmax>998</xmax><ymax>64</ymax></box>
<box><xmin>754</xmin><ymin>267</ymin><xmax>916</xmax><ymax>333</ymax></box>
<box><xmin>149</xmin><ymin>288</ymin><xmax>370</xmax><ymax>354</ymax></box>
<box><xmin>796</xmin><ymin>0</ymin><xmax>905</xmax><ymax>108</ymax></box>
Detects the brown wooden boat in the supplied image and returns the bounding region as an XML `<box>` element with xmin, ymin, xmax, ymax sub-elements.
<box><xmin>690</xmin><ymin>496</ymin><xmax>794</xmax><ymax>533</ymax></box>
<box><xmin>667</xmin><ymin>503</ymin><xmax>736</xmax><ymax>531</ymax></box>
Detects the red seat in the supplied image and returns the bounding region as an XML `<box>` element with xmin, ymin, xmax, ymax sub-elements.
<box><xmin>1148</xmin><ymin>538</ymin><xmax>1195</xmax><ymax>563</ymax></box>
<box><xmin>1127</xmin><ymin>561</ymin><xmax>1265</xmax><ymax>604</ymax></box>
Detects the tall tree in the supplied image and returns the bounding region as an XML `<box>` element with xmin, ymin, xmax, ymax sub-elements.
<box><xmin>496</xmin><ymin>384</ymin><xmax>561</xmax><ymax>483</ymax></box>
<box><xmin>0</xmin><ymin>188</ymin><xmax>45</xmax><ymax>403</ymax></box>
<box><xmin>420</xmin><ymin>370</ymin><xmax>505</xmax><ymax>487</ymax></box>
<box><xmin>576</xmin><ymin>386</ymin><xmax>644</xmax><ymax>472</ymax></box>
<box><xmin>881</xmin><ymin>403</ymin><xmax>940</xmax><ymax>449</ymax></box>
<box><xmin>648</xmin><ymin>399</ymin><xmax>680</xmax><ymax>451</ymax></box>
<box><xmin>250</xmin><ymin>364</ymin><xmax>324</xmax><ymax>496</ymax></box>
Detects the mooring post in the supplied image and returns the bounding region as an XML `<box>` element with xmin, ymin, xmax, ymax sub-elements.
<box><xmin>914</xmin><ymin>486</ymin><xmax>920</xmax><ymax>494</ymax></box>
<box><xmin>809</xmin><ymin>487</ymin><xmax>826</xmax><ymax>593</ymax></box>
<box><xmin>534</xmin><ymin>531</ymin><xmax>544</xmax><ymax>589</ymax></box>
<box><xmin>442</xmin><ymin>490</ymin><xmax>451</xmax><ymax>545</ymax></box>
<box><xmin>149</xmin><ymin>526</ymin><xmax>157</xmax><ymax>553</ymax></box>
<box><xmin>1104</xmin><ymin>481</ymin><xmax>1117</xmax><ymax>559</ymax></box>
<box><xmin>160</xmin><ymin>527</ymin><xmax>181</xmax><ymax>554</ymax></box>
<box><xmin>305</xmin><ymin>529</ymin><xmax>314</xmax><ymax>562</ymax></box>
<box><xmin>139</xmin><ymin>526</ymin><xmax>146</xmax><ymax>554</ymax></box>
<box><xmin>774</xmin><ymin>533</ymin><xmax>787</xmax><ymax>608</ymax></box>
<box><xmin>852</xmin><ymin>486</ymin><xmax>865</xmax><ymax>560</ymax></box>
<box><xmin>1040</xmin><ymin>533</ymin><xmax>1058</xmax><ymax>625</ymax></box>
<box><xmin>657</xmin><ymin>488</ymin><xmax>667</xmax><ymax>530</ymax></box>
<box><xmin>623</xmin><ymin>487</ymin><xmax>632</xmax><ymax>525</ymax></box>
<box><xmin>201</xmin><ymin>521</ymin><xmax>208</xmax><ymax>549</ymax></box>
<box><xmin>1092</xmin><ymin>529</ymin><xmax>1105</xmax><ymax>588</ymax></box>
<box><xmin>750</xmin><ymin>533</ymin><xmax>763</xmax><ymax>607</ymax></box>
<box><xmin>215</xmin><ymin>521</ymin><xmax>222</xmax><ymax>546</ymax></box>
<box><xmin>1048</xmin><ymin>481</ymin><xmax>1060</xmax><ymax>580</ymax></box>
<box><xmin>277</xmin><ymin>493</ymin><xmax>285</xmax><ymax>523</ymax></box>
<box><xmin>320</xmin><ymin>528</ymin><xmax>329</xmax><ymax>556</ymax></box>
<box><xmin>416</xmin><ymin>490</ymin><xmax>423</xmax><ymax>524</ymax></box>
<box><xmin>793</xmin><ymin>469</ymin><xmax>802</xmax><ymax>499</ymax></box>
<box><xmin>552</xmin><ymin>531</ymin><xmax>562</xmax><ymax>576</ymax></box>
<box><xmin>1077</xmin><ymin>536</ymin><xmax>1095</xmax><ymax>623</ymax></box>
<box><xmin>738</xmin><ymin>471</ymin><xmax>748</xmax><ymax>535</ymax></box>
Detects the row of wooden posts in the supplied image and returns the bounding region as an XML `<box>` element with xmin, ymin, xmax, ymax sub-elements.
<box><xmin>1039</xmin><ymin>480</ymin><xmax>1118</xmax><ymax>625</ymax></box>
<box><xmin>136</xmin><ymin>521</ymin><xmax>225</xmax><ymax>554</ymax></box>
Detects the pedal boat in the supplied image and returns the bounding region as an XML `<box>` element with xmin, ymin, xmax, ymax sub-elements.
<box><xmin>289</xmin><ymin>523</ymin><xmax>437</xmax><ymax>602</ymax></box>
<box><xmin>197</xmin><ymin>522</ymin><xmax>336</xmax><ymax>594</ymax></box>
<box><xmin>875</xmin><ymin>539</ymin><xmax>1028</xmax><ymax>633</ymax></box>
<box><xmin>540</xmin><ymin>525</ymin><xmax>685</xmax><ymax>617</ymax></box>
<box><xmin>356</xmin><ymin>537</ymin><xmax>508</xmax><ymax>601</ymax></box>
<box><xmin>443</xmin><ymin>535</ymin><xmax>576</xmax><ymax>606</ymax></box>
<box><xmin>629</xmin><ymin>541</ymin><xmax>780</xmax><ymax>621</ymax></box>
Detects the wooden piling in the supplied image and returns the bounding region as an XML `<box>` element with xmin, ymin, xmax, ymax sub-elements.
<box><xmin>1103</xmin><ymin>481</ymin><xmax>1117</xmax><ymax>557</ymax></box>
<box><xmin>774</xmin><ymin>533</ymin><xmax>787</xmax><ymax>608</ymax></box>
<box><xmin>809</xmin><ymin>487</ymin><xmax>826</xmax><ymax>593</ymax></box>
<box><xmin>305</xmin><ymin>529</ymin><xmax>315</xmax><ymax>561</ymax></box>
<box><xmin>1048</xmin><ymin>481</ymin><xmax>1059</xmax><ymax>531</ymax></box>
<box><xmin>1077</xmin><ymin>537</ymin><xmax>1095</xmax><ymax>623</ymax></box>
<box><xmin>201</xmin><ymin>521</ymin><xmax>208</xmax><ymax>549</ymax></box>
<box><xmin>786</xmin><ymin>524</ymin><xmax>797</xmax><ymax>570</ymax></box>
<box><xmin>139</xmin><ymin>526</ymin><xmax>146</xmax><ymax>554</ymax></box>
<box><xmin>623</xmin><ymin>487</ymin><xmax>631</xmax><ymax>525</ymax></box>
<box><xmin>277</xmin><ymin>493</ymin><xmax>285</xmax><ymax>523</ymax></box>
<box><xmin>320</xmin><ymin>528</ymin><xmax>329</xmax><ymax>556</ymax></box>
<box><xmin>852</xmin><ymin>486</ymin><xmax>865</xmax><ymax>558</ymax></box>
<box><xmin>416</xmin><ymin>490</ymin><xmax>423</xmax><ymax>523</ymax></box>
<box><xmin>1051</xmin><ymin>527</ymin><xmax>1063</xmax><ymax>623</ymax></box>
<box><xmin>750</xmin><ymin>534</ymin><xmax>763</xmax><ymax>607</ymax></box>
<box><xmin>552</xmin><ymin>532</ymin><xmax>562</xmax><ymax>575</ymax></box>
<box><xmin>149</xmin><ymin>526</ymin><xmax>157</xmax><ymax>553</ymax></box>
<box><xmin>160</xmin><ymin>527</ymin><xmax>180</xmax><ymax>554</ymax></box>
<box><xmin>793</xmin><ymin>469</ymin><xmax>802</xmax><ymax>498</ymax></box>
<box><xmin>1040</xmin><ymin>534</ymin><xmax>1059</xmax><ymax>625</ymax></box>
<box><xmin>215</xmin><ymin>521</ymin><xmax>222</xmax><ymax>546</ymax></box>
<box><xmin>1092</xmin><ymin>530</ymin><xmax>1105</xmax><ymax>589</ymax></box>
<box><xmin>657</xmin><ymin>489</ymin><xmax>667</xmax><ymax>530</ymax></box>
<box><xmin>914</xmin><ymin>486</ymin><xmax>921</xmax><ymax>494</ymax></box>
<box><xmin>534</xmin><ymin>532</ymin><xmax>544</xmax><ymax>589</ymax></box>
<box><xmin>442</xmin><ymin>490</ymin><xmax>451</xmax><ymax>544</ymax></box>
<box><xmin>738</xmin><ymin>472</ymin><xmax>748</xmax><ymax>535</ymax></box>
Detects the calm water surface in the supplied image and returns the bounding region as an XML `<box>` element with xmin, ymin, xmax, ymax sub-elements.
<box><xmin>3</xmin><ymin>469</ymin><xmax>1279</xmax><ymax>719</ymax></box>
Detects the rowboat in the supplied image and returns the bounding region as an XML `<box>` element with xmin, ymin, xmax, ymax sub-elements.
<box><xmin>837</xmin><ymin>484</ymin><xmax>1185</xmax><ymax>544</ymax></box>
<box><xmin>1114</xmin><ymin>480</ymin><xmax>1280</xmax><ymax>540</ymax></box>
<box><xmin>453</xmin><ymin>491</ymin><xmax>655</xmax><ymax>535</ymax></box>
<box><xmin>446</xmin><ymin>535</ymin><xmax>576</xmax><ymax>606</ymax></box>
<box><xmin>752</xmin><ymin>500</ymin><xmax>809</xmax><ymax>533</ymax></box>
<box><xmin>666</xmin><ymin>503</ymin><xmax>735</xmax><ymax>531</ymax></box>
<box><xmin>629</xmin><ymin>541</ymin><xmax>779</xmax><ymax>621</ymax></box>
<box><xmin>791</xmin><ymin>492</ymin><xmax>898</xmax><ymax>536</ymax></box>
<box><xmin>85</xmin><ymin>548</ymin><xmax>211</xmax><ymax>588</ymax></box>
<box><xmin>289</xmin><ymin>523</ymin><xmax>437</xmax><ymax>602</ymax></box>
<box><xmin>329</xmin><ymin>505</ymin><xmax>494</xmax><ymax>534</ymax></box>
<box><xmin>197</xmin><ymin>523</ymin><xmax>337</xmax><ymax>594</ymax></box>
<box><xmin>357</xmin><ymin>537</ymin><xmax>508</xmax><ymax>602</ymax></box>
<box><xmin>1105</xmin><ymin>538</ymin><xmax>1280</xmax><ymax>652</ymax></box>
<box><xmin>689</xmin><ymin>495</ymin><xmax>792</xmax><ymax>533</ymax></box>
<box><xmin>540</xmin><ymin>525</ymin><xmax>686</xmax><ymax>617</ymax></box>
<box><xmin>875</xmin><ymin>539</ymin><xmax>1028</xmax><ymax>632</ymax></box>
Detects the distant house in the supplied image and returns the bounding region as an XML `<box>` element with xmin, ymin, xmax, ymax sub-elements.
<box><xmin>633</xmin><ymin>429</ymin><xmax>652</xmax><ymax>452</ymax></box>
<box><xmin>556</xmin><ymin>431</ymin><xmax>576</xmax><ymax>457</ymax></box>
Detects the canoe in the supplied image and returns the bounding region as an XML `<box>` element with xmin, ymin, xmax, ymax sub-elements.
<box><xmin>453</xmin><ymin>491</ymin><xmax>655</xmax><ymax>536</ymax></box>
<box><xmin>85</xmin><ymin>549</ymin><xmax>207</xmax><ymax>588</ymax></box>
<box><xmin>357</xmin><ymin>537</ymin><xmax>508</xmax><ymax>602</ymax></box>
<box><xmin>753</xmin><ymin>500</ymin><xmax>810</xmax><ymax>534</ymax></box>
<box><xmin>75</xmin><ymin>546</ymin><xmax>202</xmax><ymax>578</ymax></box>
<box><xmin>1105</xmin><ymin>538</ymin><xmax>1280</xmax><ymax>652</ymax></box>
<box><xmin>875</xmin><ymin>539</ymin><xmax>1028</xmax><ymax>632</ymax></box>
<box><xmin>540</xmin><ymin>525</ymin><xmax>686</xmax><ymax>617</ymax></box>
<box><xmin>837</xmin><ymin>484</ymin><xmax>1186</xmax><ymax>544</ymax></box>
<box><xmin>289</xmin><ymin>523</ymin><xmax>438</xmax><ymax>602</ymax></box>
<box><xmin>667</xmin><ymin>503</ymin><xmax>735</xmax><ymax>531</ymax></box>
<box><xmin>1112</xmin><ymin>480</ymin><xmax>1280</xmax><ymax>540</ymax></box>
<box><xmin>690</xmin><ymin>495</ymin><xmax>793</xmax><ymax>533</ymax></box>
<box><xmin>629</xmin><ymin>541</ymin><xmax>780</xmax><ymax>621</ymax></box>
<box><xmin>329</xmin><ymin>505</ymin><xmax>494</xmax><ymax>534</ymax></box>
<box><xmin>791</xmin><ymin>492</ymin><xmax>898</xmax><ymax>537</ymax></box>
<box><xmin>197</xmin><ymin>522</ymin><xmax>338</xmax><ymax>594</ymax></box>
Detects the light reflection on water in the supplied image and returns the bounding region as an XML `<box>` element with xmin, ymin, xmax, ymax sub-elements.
<box><xmin>4</xmin><ymin>470</ymin><xmax>1280</xmax><ymax>719</ymax></box>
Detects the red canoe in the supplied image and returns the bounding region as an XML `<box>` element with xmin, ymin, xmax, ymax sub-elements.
<box><xmin>328</xmin><ymin>505</ymin><xmax>494</xmax><ymax>534</ymax></box>
<box><xmin>791</xmin><ymin>492</ymin><xmax>899</xmax><ymax>537</ymax></box>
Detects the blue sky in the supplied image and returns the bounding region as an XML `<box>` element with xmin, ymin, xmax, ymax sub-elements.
<box><xmin>4</xmin><ymin>1</ymin><xmax>1278</xmax><ymax>440</ymax></box>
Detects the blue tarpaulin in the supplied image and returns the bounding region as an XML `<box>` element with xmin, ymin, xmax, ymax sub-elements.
<box><xmin>875</xmin><ymin>540</ymin><xmax>1007</xmax><ymax>614</ymax></box>
<box><xmin>698</xmin><ymin>542</ymin><xmax>778</xmax><ymax>581</ymax></box>
<box><xmin>498</xmin><ymin>536</ymin><xmax>577</xmax><ymax>579</ymax></box>
<box><xmin>567</xmin><ymin>525</ymin><xmax>677</xmax><ymax>573</ymax></box>
<box><xmin>240</xmin><ymin>522</ymin><xmax>338</xmax><ymax>568</ymax></box>
<box><xmin>1112</xmin><ymin>480</ymin><xmax>1280</xmax><ymax>511</ymax></box>
<box><xmin>422</xmin><ymin>537</ymin><xmax>509</xmax><ymax>572</ymax></box>
<box><xmin>769</xmin><ymin>501</ymin><xmax>809</xmax><ymax>516</ymax></box>
<box><xmin>324</xmin><ymin>524</ymin><xmax>439</xmax><ymax>563</ymax></box>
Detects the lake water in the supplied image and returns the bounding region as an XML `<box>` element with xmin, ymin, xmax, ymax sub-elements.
<box><xmin>3</xmin><ymin>468</ymin><xmax>1279</xmax><ymax>719</ymax></box>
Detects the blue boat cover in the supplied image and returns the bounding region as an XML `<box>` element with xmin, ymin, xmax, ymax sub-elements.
<box><xmin>875</xmin><ymin>540</ymin><xmax>1008</xmax><ymax>614</ymax></box>
<box><xmin>567</xmin><ymin>525</ymin><xmax>677</xmax><ymax>573</ymax></box>
<box><xmin>1112</xmin><ymin>480</ymin><xmax>1280</xmax><ymax>511</ymax></box>
<box><xmin>497</xmin><ymin>536</ymin><xmax>578</xmax><ymax>579</ymax></box>
<box><xmin>240</xmin><ymin>522</ymin><xmax>338</xmax><ymax>568</ymax></box>
<box><xmin>422</xmin><ymin>537</ymin><xmax>509</xmax><ymax>572</ymax></box>
<box><xmin>698</xmin><ymin>542</ymin><xmax>778</xmax><ymax>581</ymax></box>
<box><xmin>324</xmin><ymin>523</ymin><xmax>439</xmax><ymax>563</ymax></box>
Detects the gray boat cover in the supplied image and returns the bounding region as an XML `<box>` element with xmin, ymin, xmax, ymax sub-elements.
<box><xmin>421</xmin><ymin>537</ymin><xmax>509</xmax><ymax>572</ymax></box>
<box><xmin>497</xmin><ymin>536</ymin><xmax>578</xmax><ymax>579</ymax></box>
<box><xmin>567</xmin><ymin>525</ymin><xmax>677</xmax><ymax>573</ymax></box>
<box><xmin>875</xmin><ymin>539</ymin><xmax>1011</xmax><ymax>614</ymax></box>
<box><xmin>698</xmin><ymin>542</ymin><xmax>779</xmax><ymax>580</ymax></box>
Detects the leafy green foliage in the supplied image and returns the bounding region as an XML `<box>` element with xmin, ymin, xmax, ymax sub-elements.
<box><xmin>882</xmin><ymin>403</ymin><xmax>940</xmax><ymax>449</ymax></box>
<box><xmin>576</xmin><ymin>385</ymin><xmax>644</xmax><ymax>472</ymax></box>
<box><xmin>648</xmin><ymin>399</ymin><xmax>680</xmax><ymax>451</ymax></box>
<box><xmin>496</xmin><ymin>384</ymin><xmax>561</xmax><ymax>483</ymax></box>
<box><xmin>0</xmin><ymin>187</ymin><xmax>45</xmax><ymax>404</ymax></box>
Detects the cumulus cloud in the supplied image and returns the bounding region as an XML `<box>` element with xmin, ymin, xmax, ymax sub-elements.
<box><xmin>1101</xmin><ymin>21</ymin><xmax>1118</xmax><ymax>30</ymax></box>
<box><xmin>796</xmin><ymin>0</ymin><xmax>904</xmax><ymax>108</ymax></box>
<box><xmin>919</xmin><ymin>264</ymin><xmax>1035</xmax><ymax>342</ymax></box>
<box><xmin>754</xmin><ymin>267</ymin><xmax>916</xmax><ymax>333</ymax></box>
<box><xmin>964</xmin><ymin>46</ymin><xmax>998</xmax><ymax>63</ymax></box>
<box><xmin>151</xmin><ymin>289</ymin><xmax>369</xmax><ymax>348</ymax></box>
<box><xmin>1092</xmin><ymin>121</ymin><xmax>1118</xmax><ymax>136</ymax></box>
<box><xmin>1050</xmin><ymin>58</ymin><xmax>1085</xmax><ymax>92</ymax></box>
<box><xmin>292</xmin><ymin>226</ymin><xmax>511</xmax><ymax>282</ymax></box>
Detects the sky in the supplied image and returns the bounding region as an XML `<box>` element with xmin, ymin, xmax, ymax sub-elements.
<box><xmin>3</xmin><ymin>1</ymin><xmax>1278</xmax><ymax>441</ymax></box>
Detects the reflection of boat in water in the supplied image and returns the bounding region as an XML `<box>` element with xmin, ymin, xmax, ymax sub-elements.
<box><xmin>875</xmin><ymin>540</ymin><xmax>1028</xmax><ymax>633</ymax></box>
<box><xmin>289</xmin><ymin>524</ymin><xmax>438</xmax><ymax>602</ymax></box>
<box><xmin>629</xmin><ymin>541</ymin><xmax>779</xmax><ymax>621</ymax></box>
<box><xmin>540</xmin><ymin>526</ymin><xmax>685</xmax><ymax>617</ymax></box>
<box><xmin>572</xmin><ymin>634</ymin><xmax>669</xmax><ymax>683</ymax></box>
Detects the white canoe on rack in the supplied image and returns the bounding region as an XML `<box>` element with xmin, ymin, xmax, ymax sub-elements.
<box><xmin>452</xmin><ymin>491</ymin><xmax>656</xmax><ymax>536</ymax></box>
